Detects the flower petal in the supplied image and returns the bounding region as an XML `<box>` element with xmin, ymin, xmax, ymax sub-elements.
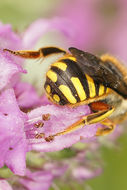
<box><xmin>72</xmin><ymin>167</ymin><xmax>102</xmax><ymax>180</ymax></box>
<box><xmin>26</xmin><ymin>104</ymin><xmax>100</xmax><ymax>152</ymax></box>
<box><xmin>22</xmin><ymin>18</ymin><xmax>77</xmax><ymax>48</ymax></box>
<box><xmin>0</xmin><ymin>179</ymin><xmax>12</xmax><ymax>190</ymax></box>
<box><xmin>19</xmin><ymin>169</ymin><xmax>53</xmax><ymax>190</ymax></box>
<box><xmin>0</xmin><ymin>50</ymin><xmax>25</xmax><ymax>91</ymax></box>
<box><xmin>14</xmin><ymin>81</ymin><xmax>42</xmax><ymax>109</ymax></box>
<box><xmin>0</xmin><ymin>88</ymin><xmax>27</xmax><ymax>176</ymax></box>
<box><xmin>0</xmin><ymin>22</ymin><xmax>22</xmax><ymax>50</ymax></box>
<box><xmin>44</xmin><ymin>162</ymin><xmax>68</xmax><ymax>178</ymax></box>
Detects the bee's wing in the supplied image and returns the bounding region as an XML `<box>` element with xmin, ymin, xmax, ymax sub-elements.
<box><xmin>69</xmin><ymin>47</ymin><xmax>127</xmax><ymax>98</ymax></box>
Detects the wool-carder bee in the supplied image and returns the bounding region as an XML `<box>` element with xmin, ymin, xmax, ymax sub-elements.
<box><xmin>4</xmin><ymin>46</ymin><xmax>127</xmax><ymax>141</ymax></box>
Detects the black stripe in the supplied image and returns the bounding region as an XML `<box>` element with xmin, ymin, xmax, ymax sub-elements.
<box><xmin>50</xmin><ymin>66</ymin><xmax>80</xmax><ymax>102</ymax></box>
<box><xmin>104</xmin><ymin>86</ymin><xmax>107</xmax><ymax>94</ymax></box>
<box><xmin>40</xmin><ymin>47</ymin><xmax>66</xmax><ymax>57</ymax></box>
<box><xmin>44</xmin><ymin>78</ymin><xmax>69</xmax><ymax>105</ymax></box>
<box><xmin>59</xmin><ymin>58</ymin><xmax>90</xmax><ymax>98</ymax></box>
<box><xmin>94</xmin><ymin>82</ymin><xmax>100</xmax><ymax>96</ymax></box>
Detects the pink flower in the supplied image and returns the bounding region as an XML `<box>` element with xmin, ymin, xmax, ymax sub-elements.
<box><xmin>0</xmin><ymin>15</ymin><xmax>102</xmax><ymax>181</ymax></box>
<box><xmin>72</xmin><ymin>167</ymin><xmax>102</xmax><ymax>181</ymax></box>
<box><xmin>71</xmin><ymin>147</ymin><xmax>102</xmax><ymax>181</ymax></box>
<box><xmin>0</xmin><ymin>17</ymin><xmax>84</xmax><ymax>176</ymax></box>
<box><xmin>26</xmin><ymin>102</ymin><xmax>100</xmax><ymax>152</ymax></box>
<box><xmin>0</xmin><ymin>88</ymin><xmax>27</xmax><ymax>176</ymax></box>
<box><xmin>19</xmin><ymin>170</ymin><xmax>53</xmax><ymax>190</ymax></box>
<box><xmin>0</xmin><ymin>17</ymin><xmax>102</xmax><ymax>162</ymax></box>
<box><xmin>0</xmin><ymin>2</ymin><xmax>125</xmax><ymax>188</ymax></box>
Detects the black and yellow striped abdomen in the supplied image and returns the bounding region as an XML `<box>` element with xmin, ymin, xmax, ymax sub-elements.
<box><xmin>44</xmin><ymin>56</ymin><xmax>110</xmax><ymax>105</ymax></box>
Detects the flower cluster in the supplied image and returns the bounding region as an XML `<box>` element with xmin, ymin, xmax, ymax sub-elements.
<box><xmin>0</xmin><ymin>19</ymin><xmax>101</xmax><ymax>189</ymax></box>
<box><xmin>1</xmin><ymin>0</ymin><xmax>127</xmax><ymax>189</ymax></box>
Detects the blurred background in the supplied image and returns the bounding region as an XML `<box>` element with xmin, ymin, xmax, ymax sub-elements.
<box><xmin>1</xmin><ymin>0</ymin><xmax>127</xmax><ymax>189</ymax></box>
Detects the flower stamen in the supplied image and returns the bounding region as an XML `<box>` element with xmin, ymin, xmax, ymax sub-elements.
<box><xmin>34</xmin><ymin>121</ymin><xmax>44</xmax><ymax>128</ymax></box>
<box><xmin>35</xmin><ymin>133</ymin><xmax>45</xmax><ymax>139</ymax></box>
<box><xmin>42</xmin><ymin>113</ymin><xmax>50</xmax><ymax>121</ymax></box>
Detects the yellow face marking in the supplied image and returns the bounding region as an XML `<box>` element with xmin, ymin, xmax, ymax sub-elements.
<box><xmin>99</xmin><ymin>84</ymin><xmax>105</xmax><ymax>96</ymax></box>
<box><xmin>45</xmin><ymin>85</ymin><xmax>51</xmax><ymax>94</ymax></box>
<box><xmin>46</xmin><ymin>70</ymin><xmax>57</xmax><ymax>82</ymax></box>
<box><xmin>71</xmin><ymin>77</ymin><xmax>86</xmax><ymax>101</ymax></box>
<box><xmin>59</xmin><ymin>85</ymin><xmax>77</xmax><ymax>104</ymax></box>
<box><xmin>53</xmin><ymin>94</ymin><xmax>60</xmax><ymax>103</ymax></box>
<box><xmin>85</xmin><ymin>74</ymin><xmax>96</xmax><ymax>98</ymax></box>
<box><xmin>52</xmin><ymin>62</ymin><xmax>67</xmax><ymax>71</ymax></box>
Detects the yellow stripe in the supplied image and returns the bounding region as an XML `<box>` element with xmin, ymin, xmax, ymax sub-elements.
<box><xmin>52</xmin><ymin>62</ymin><xmax>67</xmax><ymax>71</ymax></box>
<box><xmin>99</xmin><ymin>84</ymin><xmax>105</xmax><ymax>96</ymax></box>
<box><xmin>106</xmin><ymin>88</ymin><xmax>110</xmax><ymax>93</ymax></box>
<box><xmin>88</xmin><ymin>108</ymin><xmax>114</xmax><ymax>124</ymax></box>
<box><xmin>45</xmin><ymin>85</ymin><xmax>51</xmax><ymax>94</ymax></box>
<box><xmin>85</xmin><ymin>74</ymin><xmax>96</xmax><ymax>98</ymax></box>
<box><xmin>71</xmin><ymin>77</ymin><xmax>86</xmax><ymax>101</ymax></box>
<box><xmin>68</xmin><ymin>56</ymin><xmax>76</xmax><ymax>62</ymax></box>
<box><xmin>59</xmin><ymin>85</ymin><xmax>77</xmax><ymax>104</ymax></box>
<box><xmin>53</xmin><ymin>94</ymin><xmax>60</xmax><ymax>103</ymax></box>
<box><xmin>46</xmin><ymin>70</ymin><xmax>57</xmax><ymax>82</ymax></box>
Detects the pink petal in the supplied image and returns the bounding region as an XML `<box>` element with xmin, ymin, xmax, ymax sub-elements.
<box><xmin>0</xmin><ymin>22</ymin><xmax>23</xmax><ymax>50</ymax></box>
<box><xmin>0</xmin><ymin>88</ymin><xmax>27</xmax><ymax>176</ymax></box>
<box><xmin>26</xmin><ymin>104</ymin><xmax>100</xmax><ymax>152</ymax></box>
<box><xmin>0</xmin><ymin>179</ymin><xmax>12</xmax><ymax>190</ymax></box>
<box><xmin>0</xmin><ymin>50</ymin><xmax>25</xmax><ymax>91</ymax></box>
<box><xmin>14</xmin><ymin>81</ymin><xmax>42</xmax><ymax>108</ymax></box>
<box><xmin>22</xmin><ymin>18</ymin><xmax>77</xmax><ymax>49</ymax></box>
<box><xmin>19</xmin><ymin>169</ymin><xmax>53</xmax><ymax>190</ymax></box>
<box><xmin>44</xmin><ymin>162</ymin><xmax>68</xmax><ymax>178</ymax></box>
<box><xmin>72</xmin><ymin>167</ymin><xmax>102</xmax><ymax>180</ymax></box>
